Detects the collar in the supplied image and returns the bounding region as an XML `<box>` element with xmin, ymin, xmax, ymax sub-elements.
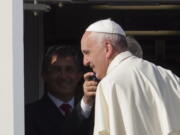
<box><xmin>47</xmin><ymin>92</ymin><xmax>74</xmax><ymax>109</ymax></box>
<box><xmin>107</xmin><ymin>51</ymin><xmax>133</xmax><ymax>74</ymax></box>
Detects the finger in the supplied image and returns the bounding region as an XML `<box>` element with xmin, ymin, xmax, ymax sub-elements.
<box><xmin>84</xmin><ymin>91</ymin><xmax>96</xmax><ymax>97</ymax></box>
<box><xmin>84</xmin><ymin>72</ymin><xmax>94</xmax><ymax>81</ymax></box>
<box><xmin>85</xmin><ymin>81</ymin><xmax>98</xmax><ymax>87</ymax></box>
<box><xmin>84</xmin><ymin>86</ymin><xmax>97</xmax><ymax>91</ymax></box>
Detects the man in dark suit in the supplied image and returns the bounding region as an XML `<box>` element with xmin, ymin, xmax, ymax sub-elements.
<box><xmin>25</xmin><ymin>45</ymin><xmax>93</xmax><ymax>135</ymax></box>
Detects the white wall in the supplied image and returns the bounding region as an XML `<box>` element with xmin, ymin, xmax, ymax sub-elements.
<box><xmin>0</xmin><ymin>0</ymin><xmax>24</xmax><ymax>135</ymax></box>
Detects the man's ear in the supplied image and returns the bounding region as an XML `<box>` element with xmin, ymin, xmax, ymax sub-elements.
<box><xmin>105</xmin><ymin>41</ymin><xmax>113</xmax><ymax>59</ymax></box>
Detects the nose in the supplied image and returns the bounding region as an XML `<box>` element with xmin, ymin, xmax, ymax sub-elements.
<box><xmin>83</xmin><ymin>56</ymin><xmax>90</xmax><ymax>67</ymax></box>
<box><xmin>60</xmin><ymin>71</ymin><xmax>66</xmax><ymax>79</ymax></box>
<box><xmin>58</xmin><ymin>69</ymin><xmax>68</xmax><ymax>79</ymax></box>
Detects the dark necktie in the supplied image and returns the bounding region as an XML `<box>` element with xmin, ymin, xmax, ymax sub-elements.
<box><xmin>60</xmin><ymin>103</ymin><xmax>72</xmax><ymax>116</ymax></box>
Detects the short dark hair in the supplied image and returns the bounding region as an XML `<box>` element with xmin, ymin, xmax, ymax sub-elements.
<box><xmin>42</xmin><ymin>45</ymin><xmax>82</xmax><ymax>73</ymax></box>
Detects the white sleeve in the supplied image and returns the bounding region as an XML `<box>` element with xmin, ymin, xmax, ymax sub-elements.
<box><xmin>80</xmin><ymin>98</ymin><xmax>93</xmax><ymax>118</ymax></box>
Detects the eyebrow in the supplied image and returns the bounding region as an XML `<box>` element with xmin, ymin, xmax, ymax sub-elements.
<box><xmin>82</xmin><ymin>50</ymin><xmax>89</xmax><ymax>54</ymax></box>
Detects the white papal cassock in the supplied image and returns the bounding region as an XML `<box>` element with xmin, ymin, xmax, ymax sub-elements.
<box><xmin>94</xmin><ymin>51</ymin><xmax>180</xmax><ymax>135</ymax></box>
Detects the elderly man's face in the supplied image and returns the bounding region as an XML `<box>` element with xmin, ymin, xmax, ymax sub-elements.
<box><xmin>81</xmin><ymin>32</ymin><xmax>108</xmax><ymax>80</ymax></box>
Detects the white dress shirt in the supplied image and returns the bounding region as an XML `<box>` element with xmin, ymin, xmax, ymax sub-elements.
<box><xmin>48</xmin><ymin>92</ymin><xmax>74</xmax><ymax>115</ymax></box>
<box><xmin>48</xmin><ymin>92</ymin><xmax>92</xmax><ymax>118</ymax></box>
<box><xmin>80</xmin><ymin>99</ymin><xmax>93</xmax><ymax>118</ymax></box>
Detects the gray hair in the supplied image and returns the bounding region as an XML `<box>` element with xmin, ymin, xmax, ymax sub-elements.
<box><xmin>126</xmin><ymin>36</ymin><xmax>143</xmax><ymax>58</ymax></box>
<box><xmin>91</xmin><ymin>32</ymin><xmax>128</xmax><ymax>51</ymax></box>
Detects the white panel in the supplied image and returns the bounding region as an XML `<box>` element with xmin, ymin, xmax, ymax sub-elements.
<box><xmin>0</xmin><ymin>0</ymin><xmax>13</xmax><ymax>134</ymax></box>
<box><xmin>13</xmin><ymin>0</ymin><xmax>24</xmax><ymax>134</ymax></box>
<box><xmin>0</xmin><ymin>0</ymin><xmax>24</xmax><ymax>134</ymax></box>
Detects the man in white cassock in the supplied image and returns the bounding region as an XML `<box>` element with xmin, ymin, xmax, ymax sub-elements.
<box><xmin>80</xmin><ymin>18</ymin><xmax>180</xmax><ymax>135</ymax></box>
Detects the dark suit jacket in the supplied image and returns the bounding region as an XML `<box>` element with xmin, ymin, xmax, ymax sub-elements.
<box><xmin>25</xmin><ymin>94</ymin><xmax>94</xmax><ymax>135</ymax></box>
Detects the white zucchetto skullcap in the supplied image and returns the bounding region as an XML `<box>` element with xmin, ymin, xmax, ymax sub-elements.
<box><xmin>86</xmin><ymin>18</ymin><xmax>126</xmax><ymax>36</ymax></box>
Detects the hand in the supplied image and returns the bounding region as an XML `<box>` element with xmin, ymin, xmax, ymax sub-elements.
<box><xmin>83</xmin><ymin>72</ymin><xmax>98</xmax><ymax>106</ymax></box>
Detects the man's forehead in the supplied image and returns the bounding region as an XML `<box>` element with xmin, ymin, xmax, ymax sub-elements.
<box><xmin>81</xmin><ymin>31</ymin><xmax>92</xmax><ymax>43</ymax></box>
<box><xmin>81</xmin><ymin>33</ymin><xmax>93</xmax><ymax>50</ymax></box>
<box><xmin>51</xmin><ymin>55</ymin><xmax>58</xmax><ymax>64</ymax></box>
